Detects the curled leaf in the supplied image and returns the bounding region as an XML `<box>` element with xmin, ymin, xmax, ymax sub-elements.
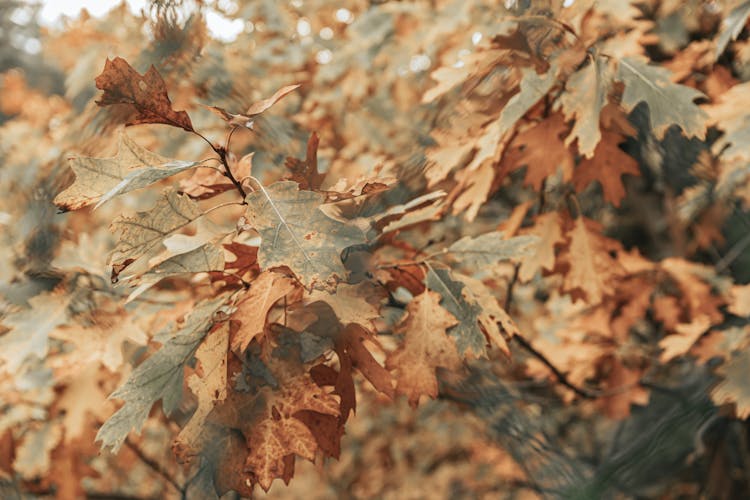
<box><xmin>95</xmin><ymin>57</ymin><xmax>194</xmax><ymax>132</ymax></box>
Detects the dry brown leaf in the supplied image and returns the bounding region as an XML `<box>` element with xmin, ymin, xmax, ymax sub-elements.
<box><xmin>560</xmin><ymin>217</ymin><xmax>624</xmax><ymax>304</ymax></box>
<box><xmin>502</xmin><ymin>113</ymin><xmax>574</xmax><ymax>190</ymax></box>
<box><xmin>386</xmin><ymin>291</ymin><xmax>461</xmax><ymax>407</ymax></box>
<box><xmin>174</xmin><ymin>322</ymin><xmax>230</xmax><ymax>459</ymax></box>
<box><xmin>95</xmin><ymin>57</ymin><xmax>194</xmax><ymax>131</ymax></box>
<box><xmin>572</xmin><ymin>131</ymin><xmax>640</xmax><ymax>206</ymax></box>
<box><xmin>231</xmin><ymin>271</ymin><xmax>298</xmax><ymax>352</ymax></box>
<box><xmin>519</xmin><ymin>212</ymin><xmax>564</xmax><ymax>282</ymax></box>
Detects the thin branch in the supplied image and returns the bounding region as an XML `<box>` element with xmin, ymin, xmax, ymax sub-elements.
<box><xmin>225</xmin><ymin>125</ymin><xmax>240</xmax><ymax>152</ymax></box>
<box><xmin>511</xmin><ymin>334</ymin><xmax>599</xmax><ymax>399</ymax></box>
<box><xmin>501</xmin><ymin>268</ymin><xmax>615</xmax><ymax>400</ymax></box>
<box><xmin>504</xmin><ymin>263</ymin><xmax>520</xmax><ymax>311</ymax></box>
<box><xmin>219</xmin><ymin>146</ymin><xmax>248</xmax><ymax>200</ymax></box>
<box><xmin>123</xmin><ymin>436</ymin><xmax>185</xmax><ymax>497</ymax></box>
<box><xmin>191</xmin><ymin>129</ymin><xmax>247</xmax><ymax>201</ymax></box>
<box><xmin>191</xmin><ymin>130</ymin><xmax>221</xmax><ymax>155</ymax></box>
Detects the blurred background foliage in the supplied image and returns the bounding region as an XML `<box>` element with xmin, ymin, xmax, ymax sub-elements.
<box><xmin>2</xmin><ymin>1</ymin><xmax>750</xmax><ymax>498</ymax></box>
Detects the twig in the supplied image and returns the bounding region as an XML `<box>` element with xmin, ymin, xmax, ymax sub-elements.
<box><xmin>495</xmin><ymin>266</ymin><xmax>599</xmax><ymax>399</ymax></box>
<box><xmin>504</xmin><ymin>263</ymin><xmax>520</xmax><ymax>311</ymax></box>
<box><xmin>217</xmin><ymin>146</ymin><xmax>248</xmax><ymax>200</ymax></box>
<box><xmin>190</xmin><ymin>129</ymin><xmax>247</xmax><ymax>200</ymax></box>
<box><xmin>123</xmin><ymin>436</ymin><xmax>185</xmax><ymax>497</ymax></box>
<box><xmin>511</xmin><ymin>334</ymin><xmax>599</xmax><ymax>399</ymax></box>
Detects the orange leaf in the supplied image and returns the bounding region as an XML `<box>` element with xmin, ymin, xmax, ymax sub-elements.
<box><xmin>519</xmin><ymin>212</ymin><xmax>564</xmax><ymax>282</ymax></box>
<box><xmin>658</xmin><ymin>315</ymin><xmax>712</xmax><ymax>362</ymax></box>
<box><xmin>560</xmin><ymin>217</ymin><xmax>624</xmax><ymax>304</ymax></box>
<box><xmin>502</xmin><ymin>114</ymin><xmax>574</xmax><ymax>191</ymax></box>
<box><xmin>231</xmin><ymin>271</ymin><xmax>297</xmax><ymax>352</ymax></box>
<box><xmin>209</xmin><ymin>353</ymin><xmax>339</xmax><ymax>491</ymax></box>
<box><xmin>284</xmin><ymin>132</ymin><xmax>326</xmax><ymax>190</ymax></box>
<box><xmin>337</xmin><ymin>324</ymin><xmax>394</xmax><ymax>401</ymax></box>
<box><xmin>572</xmin><ymin>131</ymin><xmax>640</xmax><ymax>206</ymax></box>
<box><xmin>386</xmin><ymin>291</ymin><xmax>461</xmax><ymax>407</ymax></box>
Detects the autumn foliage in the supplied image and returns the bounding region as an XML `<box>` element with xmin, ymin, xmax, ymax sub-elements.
<box><xmin>3</xmin><ymin>0</ymin><xmax>750</xmax><ymax>498</ymax></box>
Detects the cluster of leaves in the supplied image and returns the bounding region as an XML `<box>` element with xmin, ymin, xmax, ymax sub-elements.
<box><xmin>3</xmin><ymin>0</ymin><xmax>750</xmax><ymax>498</ymax></box>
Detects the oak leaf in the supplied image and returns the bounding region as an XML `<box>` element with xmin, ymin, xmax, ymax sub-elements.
<box><xmin>110</xmin><ymin>188</ymin><xmax>203</xmax><ymax>281</ymax></box>
<box><xmin>572</xmin><ymin>131</ymin><xmax>640</xmax><ymax>206</ymax></box>
<box><xmin>557</xmin><ymin>56</ymin><xmax>613</xmax><ymax>157</ymax></box>
<box><xmin>616</xmin><ymin>57</ymin><xmax>707</xmax><ymax>139</ymax></box>
<box><xmin>95</xmin><ymin>57</ymin><xmax>194</xmax><ymax>131</ymax></box>
<box><xmin>56</xmin><ymin>365</ymin><xmax>110</xmax><ymax>442</ymax></box>
<box><xmin>658</xmin><ymin>316</ymin><xmax>712</xmax><ymax>363</ymax></box>
<box><xmin>661</xmin><ymin>258</ymin><xmax>725</xmax><ymax>324</ymax></box>
<box><xmin>49</xmin><ymin>311</ymin><xmax>148</xmax><ymax>371</ymax></box>
<box><xmin>231</xmin><ymin>271</ymin><xmax>298</xmax><ymax>352</ymax></box>
<box><xmin>451</xmin><ymin>161</ymin><xmax>496</xmax><ymax>222</ymax></box>
<box><xmin>519</xmin><ymin>212</ymin><xmax>564</xmax><ymax>282</ymax></box>
<box><xmin>306</xmin><ymin>281</ymin><xmax>386</xmax><ymax>330</ymax></box>
<box><xmin>386</xmin><ymin>291</ymin><xmax>461</xmax><ymax>407</ymax></box>
<box><xmin>55</xmin><ymin>132</ymin><xmax>195</xmax><ymax>211</ymax></box>
<box><xmin>597</xmin><ymin>359</ymin><xmax>649</xmax><ymax>420</ymax></box>
<box><xmin>502</xmin><ymin>113</ymin><xmax>575</xmax><ymax>190</ymax></box>
<box><xmin>336</xmin><ymin>324</ymin><xmax>394</xmax><ymax>403</ymax></box>
<box><xmin>94</xmin><ymin>158</ymin><xmax>200</xmax><ymax>209</ymax></box>
<box><xmin>715</xmin><ymin>1</ymin><xmax>750</xmax><ymax>59</ymax></box>
<box><xmin>447</xmin><ymin>231</ymin><xmax>537</xmax><ymax>268</ymax></box>
<box><xmin>560</xmin><ymin>217</ymin><xmax>624</xmax><ymax>304</ymax></box>
<box><xmin>125</xmin><ymin>243</ymin><xmax>226</xmax><ymax>301</ymax></box>
<box><xmin>498</xmin><ymin>67</ymin><xmax>557</xmax><ymax>134</ymax></box>
<box><xmin>712</xmin><ymin>348</ymin><xmax>750</xmax><ymax>419</ymax></box>
<box><xmin>0</xmin><ymin>290</ymin><xmax>71</xmax><ymax>372</ymax></box>
<box><xmin>426</xmin><ymin>267</ymin><xmax>487</xmax><ymax>357</ymax></box>
<box><xmin>96</xmin><ymin>299</ymin><xmax>225</xmax><ymax>452</ymax></box>
<box><xmin>209</xmin><ymin>84</ymin><xmax>300</xmax><ymax>129</ymax></box>
<box><xmin>457</xmin><ymin>274</ymin><xmax>519</xmax><ymax>355</ymax></box>
<box><xmin>244</xmin><ymin>181</ymin><xmax>367</xmax><ymax>289</ymax></box>
<box><xmin>208</xmin><ymin>339</ymin><xmax>339</xmax><ymax>491</ymax></box>
<box><xmin>174</xmin><ymin>321</ymin><xmax>230</xmax><ymax>459</ymax></box>
<box><xmin>284</xmin><ymin>132</ymin><xmax>326</xmax><ymax>190</ymax></box>
<box><xmin>13</xmin><ymin>422</ymin><xmax>61</xmax><ymax>480</ymax></box>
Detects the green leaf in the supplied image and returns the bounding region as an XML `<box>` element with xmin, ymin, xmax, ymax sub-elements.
<box><xmin>95</xmin><ymin>159</ymin><xmax>199</xmax><ymax>209</ymax></box>
<box><xmin>55</xmin><ymin>131</ymin><xmax>197</xmax><ymax>211</ymax></box>
<box><xmin>616</xmin><ymin>57</ymin><xmax>707</xmax><ymax>139</ymax></box>
<box><xmin>557</xmin><ymin>56</ymin><xmax>613</xmax><ymax>157</ymax></box>
<box><xmin>446</xmin><ymin>232</ymin><xmax>537</xmax><ymax>268</ymax></box>
<box><xmin>96</xmin><ymin>298</ymin><xmax>226</xmax><ymax>453</ymax></box>
<box><xmin>111</xmin><ymin>188</ymin><xmax>203</xmax><ymax>280</ymax></box>
<box><xmin>244</xmin><ymin>181</ymin><xmax>367</xmax><ymax>288</ymax></box>
<box><xmin>125</xmin><ymin>243</ymin><xmax>225</xmax><ymax>302</ymax></box>
<box><xmin>143</xmin><ymin>242</ymin><xmax>224</xmax><ymax>278</ymax></box>
<box><xmin>498</xmin><ymin>67</ymin><xmax>557</xmax><ymax>134</ymax></box>
<box><xmin>425</xmin><ymin>266</ymin><xmax>486</xmax><ymax>357</ymax></box>
<box><xmin>716</xmin><ymin>1</ymin><xmax>750</xmax><ymax>59</ymax></box>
